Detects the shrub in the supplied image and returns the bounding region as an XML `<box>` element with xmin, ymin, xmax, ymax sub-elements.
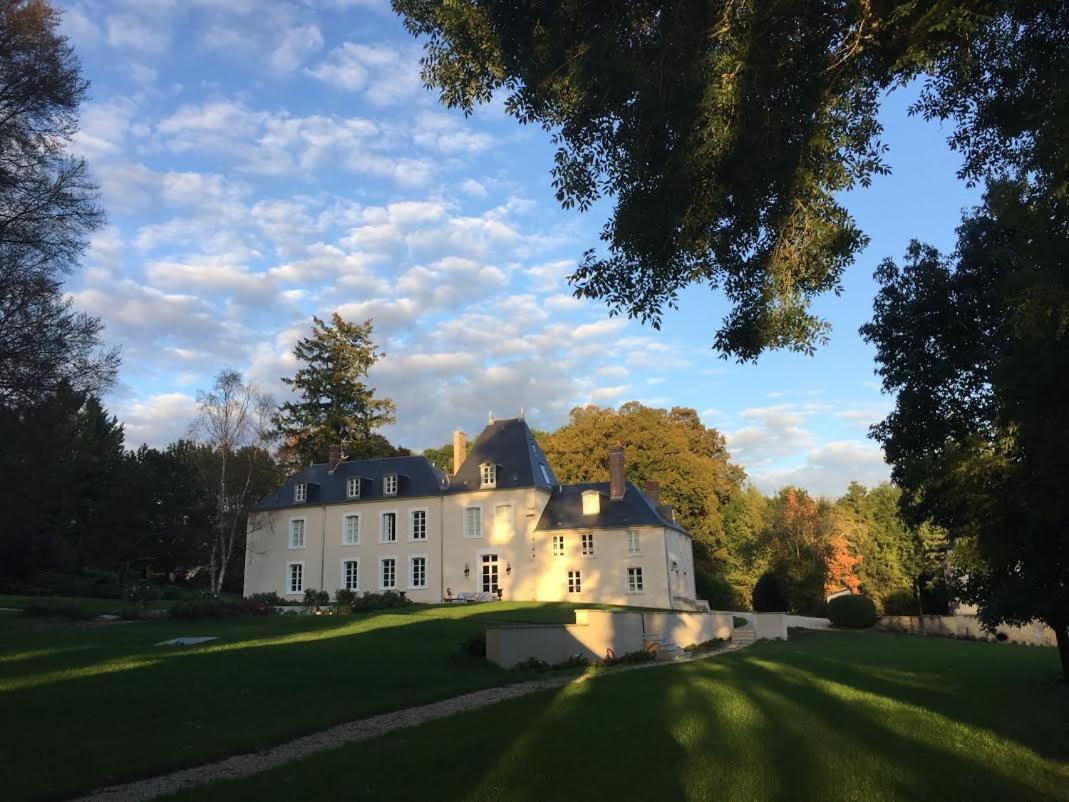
<box><xmin>334</xmin><ymin>589</ymin><xmax>356</xmax><ymax>608</ymax></box>
<box><xmin>597</xmin><ymin>648</ymin><xmax>655</xmax><ymax>667</ymax></box>
<box><xmin>882</xmin><ymin>588</ymin><xmax>919</xmax><ymax>616</ymax></box>
<box><xmin>303</xmin><ymin>588</ymin><xmax>330</xmax><ymax>607</ymax></box>
<box><xmin>248</xmin><ymin>591</ymin><xmax>285</xmax><ymax>606</ymax></box>
<box><xmin>514</xmin><ymin>657</ymin><xmax>550</xmax><ymax>671</ymax></box>
<box><xmin>696</xmin><ymin>570</ymin><xmax>739</xmax><ymax>610</ymax></box>
<box><xmin>682</xmin><ymin>638</ymin><xmax>726</xmax><ymax>653</ymax></box>
<box><xmin>125</xmin><ymin>583</ymin><xmax>164</xmax><ymax>604</ymax></box>
<box><xmin>733</xmin><ymin>615</ymin><xmax>749</xmax><ymax>628</ymax></box>
<box><xmin>350</xmin><ymin>590</ymin><xmax>411</xmax><ymax>612</ymax></box>
<box><xmin>752</xmin><ymin>572</ymin><xmax>788</xmax><ymax>612</ymax></box>
<box><xmin>20</xmin><ymin>599</ymin><xmax>96</xmax><ymax>620</ymax></box>
<box><xmin>827</xmin><ymin>594</ymin><xmax>878</xmax><ymax>628</ymax></box>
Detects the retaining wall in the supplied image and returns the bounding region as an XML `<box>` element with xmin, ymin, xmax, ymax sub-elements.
<box><xmin>875</xmin><ymin>615</ymin><xmax>1055</xmax><ymax>647</ymax></box>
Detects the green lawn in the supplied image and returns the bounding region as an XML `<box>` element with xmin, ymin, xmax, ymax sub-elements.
<box><xmin>0</xmin><ymin>601</ymin><xmax>581</xmax><ymax>801</ymax></box>
<box><xmin>168</xmin><ymin>631</ymin><xmax>1069</xmax><ymax>802</ymax></box>
<box><xmin>0</xmin><ymin>593</ymin><xmax>183</xmax><ymax>615</ymax></box>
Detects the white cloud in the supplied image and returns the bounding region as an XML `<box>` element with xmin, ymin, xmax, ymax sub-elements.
<box><xmin>306</xmin><ymin>42</ymin><xmax>424</xmax><ymax>105</ymax></box>
<box><xmin>118</xmin><ymin>393</ymin><xmax>198</xmax><ymax>448</ymax></box>
<box><xmin>270</xmin><ymin>24</ymin><xmax>324</xmax><ymax>72</ymax></box>
<box><xmin>412</xmin><ymin>112</ymin><xmax>495</xmax><ymax>154</ymax></box>
<box><xmin>751</xmin><ymin>441</ymin><xmax>891</xmax><ymax>498</ymax></box>
<box><xmin>106</xmin><ymin>14</ymin><xmax>171</xmax><ymax>53</ymax></box>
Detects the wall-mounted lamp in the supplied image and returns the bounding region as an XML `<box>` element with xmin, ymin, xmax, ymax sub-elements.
<box><xmin>463</xmin><ymin>563</ymin><xmax>470</xmax><ymax>577</ymax></box>
<box><xmin>505</xmin><ymin>561</ymin><xmax>512</xmax><ymax>576</ymax></box>
<box><xmin>671</xmin><ymin>561</ymin><xmax>678</xmax><ymax>572</ymax></box>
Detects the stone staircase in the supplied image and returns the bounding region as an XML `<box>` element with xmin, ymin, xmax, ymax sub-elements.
<box><xmin>641</xmin><ymin>631</ymin><xmax>682</xmax><ymax>661</ymax></box>
<box><xmin>731</xmin><ymin>624</ymin><xmax>756</xmax><ymax>648</ymax></box>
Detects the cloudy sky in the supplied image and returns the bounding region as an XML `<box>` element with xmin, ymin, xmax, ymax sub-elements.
<box><xmin>59</xmin><ymin>0</ymin><xmax>978</xmax><ymax>497</ymax></box>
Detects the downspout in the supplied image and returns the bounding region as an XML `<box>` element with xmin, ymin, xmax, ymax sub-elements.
<box><xmin>662</xmin><ymin>527</ymin><xmax>674</xmax><ymax>610</ymax></box>
<box><xmin>320</xmin><ymin>504</ymin><xmax>327</xmax><ymax>593</ymax></box>
<box><xmin>439</xmin><ymin>494</ymin><xmax>445</xmax><ymax>602</ymax></box>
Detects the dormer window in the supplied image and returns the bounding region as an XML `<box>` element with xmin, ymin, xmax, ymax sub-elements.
<box><xmin>581</xmin><ymin>489</ymin><xmax>601</xmax><ymax>516</ymax></box>
<box><xmin>383</xmin><ymin>474</ymin><xmax>398</xmax><ymax>496</ymax></box>
<box><xmin>539</xmin><ymin>463</ymin><xmax>552</xmax><ymax>484</ymax></box>
<box><xmin>294</xmin><ymin>483</ymin><xmax>307</xmax><ymax>504</ymax></box>
<box><xmin>346</xmin><ymin>477</ymin><xmax>361</xmax><ymax>499</ymax></box>
<box><xmin>480</xmin><ymin>463</ymin><xmax>497</xmax><ymax>489</ymax></box>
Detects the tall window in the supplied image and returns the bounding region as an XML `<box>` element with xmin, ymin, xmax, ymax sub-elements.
<box><xmin>480</xmin><ymin>463</ymin><xmax>497</xmax><ymax>488</ymax></box>
<box><xmin>380</xmin><ymin>558</ymin><xmax>396</xmax><ymax>590</ymax></box>
<box><xmin>384</xmin><ymin>474</ymin><xmax>398</xmax><ymax>496</ymax></box>
<box><xmin>626</xmin><ymin>529</ymin><xmax>640</xmax><ymax>555</ymax></box>
<box><xmin>627</xmin><ymin>567</ymin><xmax>644</xmax><ymax>594</ymax></box>
<box><xmin>552</xmin><ymin>535</ymin><xmax>565</xmax><ymax>557</ymax></box>
<box><xmin>342</xmin><ymin>514</ymin><xmax>359</xmax><ymax>545</ymax></box>
<box><xmin>581</xmin><ymin>532</ymin><xmax>595</xmax><ymax>556</ymax></box>
<box><xmin>381</xmin><ymin>512</ymin><xmax>396</xmax><ymax>543</ymax></box>
<box><xmin>539</xmin><ymin>463</ymin><xmax>552</xmax><ymax>484</ymax></box>
<box><xmin>464</xmin><ymin>507</ymin><xmax>482</xmax><ymax>538</ymax></box>
<box><xmin>410</xmin><ymin>510</ymin><xmax>427</xmax><ymax>540</ymax></box>
<box><xmin>289</xmin><ymin>519</ymin><xmax>305</xmax><ymax>549</ymax></box>
<box><xmin>567</xmin><ymin>570</ymin><xmax>581</xmax><ymax>593</ymax></box>
<box><xmin>410</xmin><ymin>556</ymin><xmax>427</xmax><ymax>589</ymax></box>
<box><xmin>346</xmin><ymin>477</ymin><xmax>360</xmax><ymax>499</ymax></box>
<box><xmin>288</xmin><ymin>562</ymin><xmax>303</xmax><ymax>593</ymax></box>
<box><xmin>494</xmin><ymin>505</ymin><xmax>512</xmax><ymax>539</ymax></box>
<box><xmin>294</xmin><ymin>483</ymin><xmax>307</xmax><ymax>503</ymax></box>
<box><xmin>343</xmin><ymin>560</ymin><xmax>359</xmax><ymax>591</ymax></box>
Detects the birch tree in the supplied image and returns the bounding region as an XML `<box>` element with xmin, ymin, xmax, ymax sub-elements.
<box><xmin>193</xmin><ymin>370</ymin><xmax>275</xmax><ymax>596</ymax></box>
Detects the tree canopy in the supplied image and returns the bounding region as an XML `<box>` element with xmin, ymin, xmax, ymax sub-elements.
<box><xmin>274</xmin><ymin>315</ymin><xmax>401</xmax><ymax>470</ymax></box>
<box><xmin>390</xmin><ymin>0</ymin><xmax>1030</xmax><ymax>359</ymax></box>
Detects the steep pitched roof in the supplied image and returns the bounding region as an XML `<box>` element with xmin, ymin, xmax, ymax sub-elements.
<box><xmin>255</xmin><ymin>455</ymin><xmax>447</xmax><ymax>510</ymax></box>
<box><xmin>535</xmin><ymin>481</ymin><xmax>689</xmax><ymax>535</ymax></box>
<box><xmin>448</xmin><ymin>418</ymin><xmax>558</xmax><ymax>492</ymax></box>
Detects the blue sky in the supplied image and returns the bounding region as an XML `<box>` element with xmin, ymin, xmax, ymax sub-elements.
<box><xmin>59</xmin><ymin>0</ymin><xmax>978</xmax><ymax>497</ymax></box>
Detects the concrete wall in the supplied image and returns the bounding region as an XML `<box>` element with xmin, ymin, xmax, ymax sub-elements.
<box><xmin>486</xmin><ymin>609</ymin><xmax>733</xmax><ymax>668</ymax></box>
<box><xmin>876</xmin><ymin>615</ymin><xmax>1056</xmax><ymax>647</ymax></box>
<box><xmin>717</xmin><ymin>611</ymin><xmax>792</xmax><ymax>641</ymax></box>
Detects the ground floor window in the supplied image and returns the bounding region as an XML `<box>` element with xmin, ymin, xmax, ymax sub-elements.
<box><xmin>410</xmin><ymin>556</ymin><xmax>427</xmax><ymax>589</ymax></box>
<box><xmin>627</xmin><ymin>566</ymin><xmax>644</xmax><ymax>593</ymax></box>
<box><xmin>380</xmin><ymin>558</ymin><xmax>396</xmax><ymax>590</ymax></box>
<box><xmin>343</xmin><ymin>559</ymin><xmax>359</xmax><ymax>591</ymax></box>
<box><xmin>567</xmin><ymin>570</ymin><xmax>581</xmax><ymax>594</ymax></box>
<box><xmin>287</xmin><ymin>562</ymin><xmax>303</xmax><ymax>594</ymax></box>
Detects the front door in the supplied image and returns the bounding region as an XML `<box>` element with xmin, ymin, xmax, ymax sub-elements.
<box><xmin>480</xmin><ymin>553</ymin><xmax>499</xmax><ymax>594</ymax></box>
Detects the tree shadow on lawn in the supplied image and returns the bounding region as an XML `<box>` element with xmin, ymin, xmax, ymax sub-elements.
<box><xmin>1</xmin><ymin>603</ymin><xmax>574</xmax><ymax>802</ymax></box>
<box><xmin>764</xmin><ymin>632</ymin><xmax>1069</xmax><ymax>762</ymax></box>
<box><xmin>716</xmin><ymin>648</ymin><xmax>1069</xmax><ymax>802</ymax></box>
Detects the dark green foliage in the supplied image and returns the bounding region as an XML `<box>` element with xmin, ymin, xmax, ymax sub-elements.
<box><xmin>752</xmin><ymin>572</ymin><xmax>787</xmax><ymax>612</ymax></box>
<box><xmin>827</xmin><ymin>595</ymin><xmax>878</xmax><ymax>628</ymax></box>
<box><xmin>303</xmin><ymin>588</ymin><xmax>330</xmax><ymax>607</ymax></box>
<box><xmin>882</xmin><ymin>588</ymin><xmax>920</xmax><ymax>616</ymax></box>
<box><xmin>597</xmin><ymin>648</ymin><xmax>655</xmax><ymax>667</ymax></box>
<box><xmin>349</xmin><ymin>591</ymin><xmax>412</xmax><ymax>612</ymax></box>
<box><xmin>249</xmin><ymin>591</ymin><xmax>285</xmax><ymax>606</ymax></box>
<box><xmin>696</xmin><ymin>570</ymin><xmax>739</xmax><ymax>611</ymax></box>
<box><xmin>274</xmin><ymin>315</ymin><xmax>401</xmax><ymax>470</ymax></box>
<box><xmin>421</xmin><ymin>442</ymin><xmax>454</xmax><ymax>473</ymax></box>
<box><xmin>19</xmin><ymin>598</ymin><xmax>96</xmax><ymax>620</ymax></box>
<box><xmin>682</xmin><ymin>638</ymin><xmax>726</xmax><ymax>653</ymax></box>
<box><xmin>733</xmin><ymin>616</ymin><xmax>749</xmax><ymax>628</ymax></box>
<box><xmin>125</xmin><ymin>583</ymin><xmax>163</xmax><ymax>604</ymax></box>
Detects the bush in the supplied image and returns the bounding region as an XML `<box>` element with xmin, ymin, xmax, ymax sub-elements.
<box><xmin>752</xmin><ymin>572</ymin><xmax>788</xmax><ymax>612</ymax></box>
<box><xmin>827</xmin><ymin>594</ymin><xmax>878</xmax><ymax>628</ymax></box>
<box><xmin>303</xmin><ymin>588</ymin><xmax>330</xmax><ymax>607</ymax></box>
<box><xmin>882</xmin><ymin>588</ymin><xmax>919</xmax><ymax>616</ymax></box>
<box><xmin>125</xmin><ymin>583</ymin><xmax>164</xmax><ymax>604</ymax></box>
<box><xmin>334</xmin><ymin>589</ymin><xmax>356</xmax><ymax>608</ymax></box>
<box><xmin>733</xmin><ymin>615</ymin><xmax>749</xmax><ymax>628</ymax></box>
<box><xmin>350</xmin><ymin>590</ymin><xmax>411</xmax><ymax>612</ymax></box>
<box><xmin>682</xmin><ymin>638</ymin><xmax>726</xmax><ymax>653</ymax></box>
<box><xmin>248</xmin><ymin>591</ymin><xmax>285</xmax><ymax>606</ymax></box>
<box><xmin>169</xmin><ymin>598</ymin><xmax>273</xmax><ymax>619</ymax></box>
<box><xmin>597</xmin><ymin>648</ymin><xmax>656</xmax><ymax>667</ymax></box>
<box><xmin>696</xmin><ymin>570</ymin><xmax>739</xmax><ymax>610</ymax></box>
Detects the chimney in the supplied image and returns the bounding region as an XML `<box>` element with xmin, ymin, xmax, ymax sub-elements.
<box><xmin>327</xmin><ymin>444</ymin><xmax>342</xmax><ymax>473</ymax></box>
<box><xmin>609</xmin><ymin>443</ymin><xmax>625</xmax><ymax>501</ymax></box>
<box><xmin>452</xmin><ymin>430</ymin><xmax>467</xmax><ymax>475</ymax></box>
<box><xmin>644</xmin><ymin>480</ymin><xmax>660</xmax><ymax>505</ymax></box>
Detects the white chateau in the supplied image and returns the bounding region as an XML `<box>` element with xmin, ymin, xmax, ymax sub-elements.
<box><xmin>244</xmin><ymin>417</ymin><xmax>699</xmax><ymax>610</ymax></box>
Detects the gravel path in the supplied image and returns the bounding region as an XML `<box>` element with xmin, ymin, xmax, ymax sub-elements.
<box><xmin>71</xmin><ymin>642</ymin><xmax>750</xmax><ymax>802</ymax></box>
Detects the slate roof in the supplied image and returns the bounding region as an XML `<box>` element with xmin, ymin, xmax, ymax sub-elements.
<box><xmin>254</xmin><ymin>455</ymin><xmax>448</xmax><ymax>510</ymax></box>
<box><xmin>534</xmin><ymin>481</ymin><xmax>689</xmax><ymax>535</ymax></box>
<box><xmin>448</xmin><ymin>418</ymin><xmax>558</xmax><ymax>493</ymax></box>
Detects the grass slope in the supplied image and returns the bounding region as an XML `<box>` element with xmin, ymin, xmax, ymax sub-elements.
<box><xmin>0</xmin><ymin>602</ymin><xmax>579</xmax><ymax>801</ymax></box>
<box><xmin>172</xmin><ymin>631</ymin><xmax>1069</xmax><ymax>802</ymax></box>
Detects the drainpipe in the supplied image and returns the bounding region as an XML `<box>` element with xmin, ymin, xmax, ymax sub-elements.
<box><xmin>439</xmin><ymin>494</ymin><xmax>445</xmax><ymax>602</ymax></box>
<box><xmin>662</xmin><ymin>527</ymin><xmax>674</xmax><ymax>610</ymax></box>
<box><xmin>320</xmin><ymin>505</ymin><xmax>327</xmax><ymax>593</ymax></box>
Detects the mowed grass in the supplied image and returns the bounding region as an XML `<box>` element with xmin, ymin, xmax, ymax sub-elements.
<box><xmin>0</xmin><ymin>601</ymin><xmax>581</xmax><ymax>801</ymax></box>
<box><xmin>170</xmin><ymin>631</ymin><xmax>1069</xmax><ymax>802</ymax></box>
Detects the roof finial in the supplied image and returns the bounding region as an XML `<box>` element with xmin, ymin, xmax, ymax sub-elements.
<box><xmin>519</xmin><ymin>406</ymin><xmax>525</xmax><ymax>420</ymax></box>
<box><xmin>488</xmin><ymin>410</ymin><xmax>494</xmax><ymax>424</ymax></box>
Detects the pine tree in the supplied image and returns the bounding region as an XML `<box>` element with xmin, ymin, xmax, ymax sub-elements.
<box><xmin>274</xmin><ymin>315</ymin><xmax>400</xmax><ymax>470</ymax></box>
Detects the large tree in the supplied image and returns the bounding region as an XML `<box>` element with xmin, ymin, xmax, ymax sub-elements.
<box><xmin>193</xmin><ymin>370</ymin><xmax>277</xmax><ymax>596</ymax></box>
<box><xmin>862</xmin><ymin>180</ymin><xmax>1069</xmax><ymax>678</ymax></box>
<box><xmin>274</xmin><ymin>314</ymin><xmax>401</xmax><ymax>470</ymax></box>
<box><xmin>539</xmin><ymin>402</ymin><xmax>744</xmax><ymax>594</ymax></box>
<box><xmin>0</xmin><ymin>0</ymin><xmax>117</xmax><ymax>404</ymax></box>
<box><xmin>391</xmin><ymin>0</ymin><xmax>1021</xmax><ymax>359</ymax></box>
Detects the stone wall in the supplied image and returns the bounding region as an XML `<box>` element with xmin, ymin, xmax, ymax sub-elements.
<box><xmin>875</xmin><ymin>614</ymin><xmax>1055</xmax><ymax>647</ymax></box>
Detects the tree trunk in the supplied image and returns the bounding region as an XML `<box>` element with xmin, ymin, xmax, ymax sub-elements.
<box><xmin>1052</xmin><ymin>619</ymin><xmax>1069</xmax><ymax>682</ymax></box>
